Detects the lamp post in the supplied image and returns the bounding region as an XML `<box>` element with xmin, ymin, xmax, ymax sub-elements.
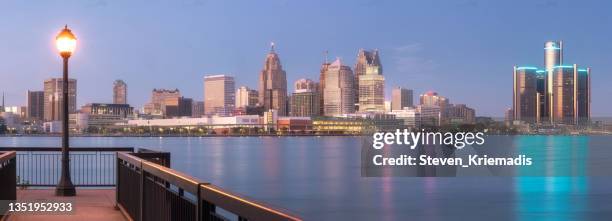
<box><xmin>55</xmin><ymin>25</ymin><xmax>77</xmax><ymax>196</ymax></box>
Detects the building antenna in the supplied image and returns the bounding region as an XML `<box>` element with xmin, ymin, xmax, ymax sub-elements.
<box><xmin>324</xmin><ymin>50</ymin><xmax>329</xmax><ymax>64</ymax></box>
<box><xmin>270</xmin><ymin>42</ymin><xmax>275</xmax><ymax>52</ymax></box>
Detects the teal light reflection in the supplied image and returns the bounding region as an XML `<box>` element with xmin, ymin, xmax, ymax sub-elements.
<box><xmin>514</xmin><ymin>136</ymin><xmax>589</xmax><ymax>221</ymax></box>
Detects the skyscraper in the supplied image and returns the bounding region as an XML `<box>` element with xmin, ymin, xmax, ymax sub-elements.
<box><xmin>323</xmin><ymin>58</ymin><xmax>355</xmax><ymax>116</ymax></box>
<box><xmin>512</xmin><ymin>66</ymin><xmax>539</xmax><ymax>123</ymax></box>
<box><xmin>43</xmin><ymin>78</ymin><xmax>77</xmax><ymax>121</ymax></box>
<box><xmin>391</xmin><ymin>87</ymin><xmax>413</xmax><ymax>111</ymax></box>
<box><xmin>258</xmin><ymin>43</ymin><xmax>288</xmax><ymax>116</ymax></box>
<box><xmin>318</xmin><ymin>59</ymin><xmax>331</xmax><ymax>116</ymax></box>
<box><xmin>113</xmin><ymin>80</ymin><xmax>127</xmax><ymax>105</ymax></box>
<box><xmin>354</xmin><ymin>49</ymin><xmax>384</xmax><ymax>112</ymax></box>
<box><xmin>550</xmin><ymin>65</ymin><xmax>590</xmax><ymax>125</ymax></box>
<box><xmin>513</xmin><ymin>41</ymin><xmax>591</xmax><ymax>125</ymax></box>
<box><xmin>290</xmin><ymin>79</ymin><xmax>320</xmax><ymax>117</ymax></box>
<box><xmin>27</xmin><ymin>90</ymin><xmax>45</xmax><ymax>121</ymax></box>
<box><xmin>204</xmin><ymin>75</ymin><xmax>235</xmax><ymax>116</ymax></box>
<box><xmin>235</xmin><ymin>86</ymin><xmax>258</xmax><ymax>108</ymax></box>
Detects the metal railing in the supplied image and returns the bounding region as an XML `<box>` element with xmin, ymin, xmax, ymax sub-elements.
<box><xmin>0</xmin><ymin>147</ymin><xmax>133</xmax><ymax>187</ymax></box>
<box><xmin>117</xmin><ymin>152</ymin><xmax>301</xmax><ymax>221</ymax></box>
<box><xmin>0</xmin><ymin>151</ymin><xmax>17</xmax><ymax>217</ymax></box>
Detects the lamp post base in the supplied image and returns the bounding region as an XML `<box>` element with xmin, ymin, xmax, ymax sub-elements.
<box><xmin>55</xmin><ymin>182</ymin><xmax>76</xmax><ymax>196</ymax></box>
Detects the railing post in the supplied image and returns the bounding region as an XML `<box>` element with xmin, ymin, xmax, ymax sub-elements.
<box><xmin>139</xmin><ymin>160</ymin><xmax>144</xmax><ymax>221</ymax></box>
<box><xmin>115</xmin><ymin>152</ymin><xmax>120</xmax><ymax>209</ymax></box>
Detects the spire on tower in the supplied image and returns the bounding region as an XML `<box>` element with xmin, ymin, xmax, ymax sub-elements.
<box><xmin>270</xmin><ymin>42</ymin><xmax>275</xmax><ymax>52</ymax></box>
<box><xmin>324</xmin><ymin>50</ymin><xmax>329</xmax><ymax>64</ymax></box>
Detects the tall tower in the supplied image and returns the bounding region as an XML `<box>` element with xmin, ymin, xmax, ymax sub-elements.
<box><xmin>550</xmin><ymin>65</ymin><xmax>590</xmax><ymax>125</ymax></box>
<box><xmin>290</xmin><ymin>79</ymin><xmax>320</xmax><ymax>117</ymax></box>
<box><xmin>512</xmin><ymin>66</ymin><xmax>538</xmax><ymax>123</ymax></box>
<box><xmin>319</xmin><ymin>51</ymin><xmax>331</xmax><ymax>116</ymax></box>
<box><xmin>113</xmin><ymin>80</ymin><xmax>127</xmax><ymax>104</ymax></box>
<box><xmin>391</xmin><ymin>87</ymin><xmax>413</xmax><ymax>111</ymax></box>
<box><xmin>544</xmin><ymin>41</ymin><xmax>563</xmax><ymax>71</ymax></box>
<box><xmin>258</xmin><ymin>43</ymin><xmax>288</xmax><ymax>116</ymax></box>
<box><xmin>323</xmin><ymin>58</ymin><xmax>355</xmax><ymax>116</ymax></box>
<box><xmin>204</xmin><ymin>75</ymin><xmax>235</xmax><ymax>116</ymax></box>
<box><xmin>354</xmin><ymin>49</ymin><xmax>383</xmax><ymax>112</ymax></box>
<box><xmin>544</xmin><ymin>41</ymin><xmax>562</xmax><ymax>123</ymax></box>
<box><xmin>43</xmin><ymin>78</ymin><xmax>77</xmax><ymax>121</ymax></box>
<box><xmin>27</xmin><ymin>90</ymin><xmax>45</xmax><ymax>121</ymax></box>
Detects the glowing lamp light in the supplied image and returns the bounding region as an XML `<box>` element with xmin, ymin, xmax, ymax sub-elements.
<box><xmin>56</xmin><ymin>25</ymin><xmax>77</xmax><ymax>57</ymax></box>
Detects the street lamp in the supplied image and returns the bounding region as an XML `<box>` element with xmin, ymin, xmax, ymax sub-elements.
<box><xmin>55</xmin><ymin>25</ymin><xmax>77</xmax><ymax>196</ymax></box>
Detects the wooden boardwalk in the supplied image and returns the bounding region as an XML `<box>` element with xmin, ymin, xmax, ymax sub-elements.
<box><xmin>4</xmin><ymin>189</ymin><xmax>127</xmax><ymax>221</ymax></box>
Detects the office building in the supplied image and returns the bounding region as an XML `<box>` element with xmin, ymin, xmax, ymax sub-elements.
<box><xmin>447</xmin><ymin>104</ymin><xmax>476</xmax><ymax>125</ymax></box>
<box><xmin>163</xmin><ymin>96</ymin><xmax>193</xmax><ymax>118</ymax></box>
<box><xmin>391</xmin><ymin>87</ymin><xmax>413</xmax><ymax>111</ymax></box>
<box><xmin>113</xmin><ymin>80</ymin><xmax>128</xmax><ymax>105</ymax></box>
<box><xmin>550</xmin><ymin>65</ymin><xmax>590</xmax><ymax>125</ymax></box>
<box><xmin>258</xmin><ymin>43</ymin><xmax>288</xmax><ymax>116</ymax></box>
<box><xmin>318</xmin><ymin>61</ymin><xmax>331</xmax><ymax>116</ymax></box>
<box><xmin>416</xmin><ymin>105</ymin><xmax>441</xmax><ymax>127</ymax></box>
<box><xmin>513</xmin><ymin>41</ymin><xmax>591</xmax><ymax>125</ymax></box>
<box><xmin>290</xmin><ymin>79</ymin><xmax>320</xmax><ymax>117</ymax></box>
<box><xmin>204</xmin><ymin>75</ymin><xmax>235</xmax><ymax>116</ymax></box>
<box><xmin>191</xmin><ymin>101</ymin><xmax>205</xmax><ymax>118</ymax></box>
<box><xmin>389</xmin><ymin>107</ymin><xmax>420</xmax><ymax>128</ymax></box>
<box><xmin>143</xmin><ymin>88</ymin><xmax>181</xmax><ymax>116</ymax></box>
<box><xmin>235</xmin><ymin>86</ymin><xmax>258</xmax><ymax>108</ymax></box>
<box><xmin>512</xmin><ymin>66</ymin><xmax>539</xmax><ymax>123</ymax></box>
<box><xmin>323</xmin><ymin>58</ymin><xmax>355</xmax><ymax>116</ymax></box>
<box><xmin>355</xmin><ymin>49</ymin><xmax>384</xmax><ymax>112</ymax></box>
<box><xmin>419</xmin><ymin>91</ymin><xmax>449</xmax><ymax>124</ymax></box>
<box><xmin>27</xmin><ymin>90</ymin><xmax>45</xmax><ymax>121</ymax></box>
<box><xmin>43</xmin><ymin>78</ymin><xmax>77</xmax><ymax>121</ymax></box>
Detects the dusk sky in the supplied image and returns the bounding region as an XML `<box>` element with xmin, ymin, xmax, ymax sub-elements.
<box><xmin>0</xmin><ymin>0</ymin><xmax>610</xmax><ymax>117</ymax></box>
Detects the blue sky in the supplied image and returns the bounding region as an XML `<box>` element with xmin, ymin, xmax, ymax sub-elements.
<box><xmin>0</xmin><ymin>0</ymin><xmax>610</xmax><ymax>117</ymax></box>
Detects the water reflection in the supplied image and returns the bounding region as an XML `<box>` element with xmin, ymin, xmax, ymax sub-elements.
<box><xmin>515</xmin><ymin>136</ymin><xmax>589</xmax><ymax>221</ymax></box>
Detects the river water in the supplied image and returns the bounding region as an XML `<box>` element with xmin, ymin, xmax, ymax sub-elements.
<box><xmin>1</xmin><ymin>136</ymin><xmax>611</xmax><ymax>221</ymax></box>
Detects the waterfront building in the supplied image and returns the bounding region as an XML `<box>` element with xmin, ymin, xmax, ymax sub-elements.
<box><xmin>235</xmin><ymin>86</ymin><xmax>258</xmax><ymax>109</ymax></box>
<box><xmin>113</xmin><ymin>80</ymin><xmax>127</xmax><ymax>104</ymax></box>
<box><xmin>4</xmin><ymin>106</ymin><xmax>27</xmax><ymax>118</ymax></box>
<box><xmin>258</xmin><ymin>43</ymin><xmax>288</xmax><ymax>116</ymax></box>
<box><xmin>78</xmin><ymin>103</ymin><xmax>134</xmax><ymax>132</ymax></box>
<box><xmin>27</xmin><ymin>90</ymin><xmax>45</xmax><ymax>121</ymax></box>
<box><xmin>163</xmin><ymin>97</ymin><xmax>193</xmax><ymax>118</ymax></box>
<box><xmin>550</xmin><ymin>65</ymin><xmax>590</xmax><ymax>125</ymax></box>
<box><xmin>447</xmin><ymin>104</ymin><xmax>476</xmax><ymax>125</ymax></box>
<box><xmin>290</xmin><ymin>79</ymin><xmax>320</xmax><ymax>117</ymax></box>
<box><xmin>191</xmin><ymin>101</ymin><xmax>205</xmax><ymax>118</ymax></box>
<box><xmin>277</xmin><ymin>117</ymin><xmax>312</xmax><ymax>132</ymax></box>
<box><xmin>122</xmin><ymin>115</ymin><xmax>261</xmax><ymax>129</ymax></box>
<box><xmin>143</xmin><ymin>88</ymin><xmax>181</xmax><ymax>117</ymax></box>
<box><xmin>43</xmin><ymin>78</ymin><xmax>77</xmax><ymax>121</ymax></box>
<box><xmin>391</xmin><ymin>87</ymin><xmax>413</xmax><ymax>111</ymax></box>
<box><xmin>81</xmin><ymin>103</ymin><xmax>133</xmax><ymax>118</ymax></box>
<box><xmin>512</xmin><ymin>41</ymin><xmax>591</xmax><ymax>126</ymax></box>
<box><xmin>355</xmin><ymin>49</ymin><xmax>384</xmax><ymax>112</ymax></box>
<box><xmin>389</xmin><ymin>107</ymin><xmax>420</xmax><ymax>128</ymax></box>
<box><xmin>204</xmin><ymin>75</ymin><xmax>235</xmax><ymax>116</ymax></box>
<box><xmin>416</xmin><ymin>105</ymin><xmax>441</xmax><ymax>127</ymax></box>
<box><xmin>419</xmin><ymin>91</ymin><xmax>448</xmax><ymax>124</ymax></box>
<box><xmin>263</xmin><ymin>109</ymin><xmax>278</xmax><ymax>130</ymax></box>
<box><xmin>323</xmin><ymin>58</ymin><xmax>355</xmax><ymax>116</ymax></box>
<box><xmin>512</xmin><ymin>66</ymin><xmax>539</xmax><ymax>123</ymax></box>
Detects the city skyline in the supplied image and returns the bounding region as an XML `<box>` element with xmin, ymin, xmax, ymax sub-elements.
<box><xmin>1</xmin><ymin>1</ymin><xmax>611</xmax><ymax>117</ymax></box>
